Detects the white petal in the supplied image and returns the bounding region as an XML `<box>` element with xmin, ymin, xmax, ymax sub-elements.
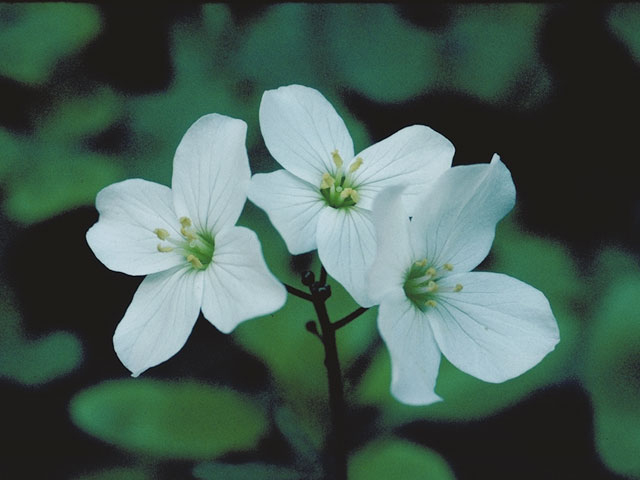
<box><xmin>201</xmin><ymin>226</ymin><xmax>287</xmax><ymax>334</ymax></box>
<box><xmin>86</xmin><ymin>179</ymin><xmax>184</xmax><ymax>276</ymax></box>
<box><xmin>410</xmin><ymin>155</ymin><xmax>515</xmax><ymax>273</ymax></box>
<box><xmin>248</xmin><ymin>170</ymin><xmax>325</xmax><ymax>255</ymax></box>
<box><xmin>259</xmin><ymin>85</ymin><xmax>354</xmax><ymax>185</ymax></box>
<box><xmin>172</xmin><ymin>114</ymin><xmax>250</xmax><ymax>234</ymax></box>
<box><xmin>113</xmin><ymin>266</ymin><xmax>204</xmax><ymax>376</ymax></box>
<box><xmin>352</xmin><ymin>125</ymin><xmax>454</xmax><ymax>211</ymax></box>
<box><xmin>368</xmin><ymin>186</ymin><xmax>414</xmax><ymax>304</ymax></box>
<box><xmin>378</xmin><ymin>290</ymin><xmax>443</xmax><ymax>406</ymax></box>
<box><xmin>430</xmin><ymin>272</ymin><xmax>560</xmax><ymax>383</ymax></box>
<box><xmin>316</xmin><ymin>206</ymin><xmax>377</xmax><ymax>307</ymax></box>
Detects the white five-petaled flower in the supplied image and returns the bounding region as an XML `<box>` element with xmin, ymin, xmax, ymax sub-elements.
<box><xmin>86</xmin><ymin>114</ymin><xmax>286</xmax><ymax>377</ymax></box>
<box><xmin>248</xmin><ymin>85</ymin><xmax>454</xmax><ymax>306</ymax></box>
<box><xmin>369</xmin><ymin>156</ymin><xmax>560</xmax><ymax>406</ymax></box>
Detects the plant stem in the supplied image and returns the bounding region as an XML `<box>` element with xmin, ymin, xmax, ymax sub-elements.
<box><xmin>284</xmin><ymin>283</ymin><xmax>314</xmax><ymax>302</ymax></box>
<box><xmin>333</xmin><ymin>307</ymin><xmax>369</xmax><ymax>330</ymax></box>
<box><xmin>310</xmin><ymin>283</ymin><xmax>347</xmax><ymax>480</ymax></box>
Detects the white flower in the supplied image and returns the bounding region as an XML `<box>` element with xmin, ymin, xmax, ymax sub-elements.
<box><xmin>248</xmin><ymin>85</ymin><xmax>454</xmax><ymax>306</ymax></box>
<box><xmin>86</xmin><ymin>114</ymin><xmax>286</xmax><ymax>376</ymax></box>
<box><xmin>368</xmin><ymin>156</ymin><xmax>560</xmax><ymax>405</ymax></box>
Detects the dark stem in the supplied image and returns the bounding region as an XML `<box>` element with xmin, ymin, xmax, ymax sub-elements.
<box><xmin>284</xmin><ymin>283</ymin><xmax>314</xmax><ymax>302</ymax></box>
<box><xmin>333</xmin><ymin>307</ymin><xmax>369</xmax><ymax>331</ymax></box>
<box><xmin>319</xmin><ymin>265</ymin><xmax>328</xmax><ymax>286</ymax></box>
<box><xmin>310</xmin><ymin>284</ymin><xmax>347</xmax><ymax>480</ymax></box>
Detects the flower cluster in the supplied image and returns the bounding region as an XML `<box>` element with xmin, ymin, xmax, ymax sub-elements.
<box><xmin>87</xmin><ymin>85</ymin><xmax>559</xmax><ymax>404</ymax></box>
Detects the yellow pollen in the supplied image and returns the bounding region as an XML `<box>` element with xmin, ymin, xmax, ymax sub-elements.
<box><xmin>426</xmin><ymin>280</ymin><xmax>438</xmax><ymax>292</ymax></box>
<box><xmin>154</xmin><ymin>228</ymin><xmax>170</xmax><ymax>240</ymax></box>
<box><xmin>340</xmin><ymin>187</ymin><xmax>354</xmax><ymax>199</ymax></box>
<box><xmin>454</xmin><ymin>284</ymin><xmax>463</xmax><ymax>292</ymax></box>
<box><xmin>331</xmin><ymin>149</ymin><xmax>343</xmax><ymax>168</ymax></box>
<box><xmin>348</xmin><ymin>157</ymin><xmax>363</xmax><ymax>173</ymax></box>
<box><xmin>179</xmin><ymin>217</ymin><xmax>192</xmax><ymax>228</ymax></box>
<box><xmin>181</xmin><ymin>226</ymin><xmax>197</xmax><ymax>242</ymax></box>
<box><xmin>443</xmin><ymin>263</ymin><xmax>454</xmax><ymax>271</ymax></box>
<box><xmin>349</xmin><ymin>189</ymin><xmax>360</xmax><ymax>202</ymax></box>
<box><xmin>425</xmin><ymin>300</ymin><xmax>437</xmax><ymax>308</ymax></box>
<box><xmin>415</xmin><ymin>258</ymin><xmax>427</xmax><ymax>267</ymax></box>
<box><xmin>426</xmin><ymin>267</ymin><xmax>437</xmax><ymax>277</ymax></box>
<box><xmin>186</xmin><ymin>254</ymin><xmax>204</xmax><ymax>269</ymax></box>
<box><xmin>320</xmin><ymin>172</ymin><xmax>335</xmax><ymax>189</ymax></box>
<box><xmin>157</xmin><ymin>244</ymin><xmax>174</xmax><ymax>253</ymax></box>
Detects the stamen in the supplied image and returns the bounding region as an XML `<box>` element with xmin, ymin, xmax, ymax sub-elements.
<box><xmin>426</xmin><ymin>280</ymin><xmax>438</xmax><ymax>293</ymax></box>
<box><xmin>181</xmin><ymin>226</ymin><xmax>197</xmax><ymax>243</ymax></box>
<box><xmin>425</xmin><ymin>300</ymin><xmax>437</xmax><ymax>308</ymax></box>
<box><xmin>340</xmin><ymin>187</ymin><xmax>355</xmax><ymax>199</ymax></box>
<box><xmin>154</xmin><ymin>228</ymin><xmax>170</xmax><ymax>240</ymax></box>
<box><xmin>320</xmin><ymin>173</ymin><xmax>335</xmax><ymax>189</ymax></box>
<box><xmin>414</xmin><ymin>259</ymin><xmax>427</xmax><ymax>267</ymax></box>
<box><xmin>426</xmin><ymin>267</ymin><xmax>437</xmax><ymax>278</ymax></box>
<box><xmin>348</xmin><ymin>157</ymin><xmax>363</xmax><ymax>173</ymax></box>
<box><xmin>331</xmin><ymin>150</ymin><xmax>343</xmax><ymax>168</ymax></box>
<box><xmin>180</xmin><ymin>217</ymin><xmax>192</xmax><ymax>228</ymax></box>
<box><xmin>349</xmin><ymin>189</ymin><xmax>359</xmax><ymax>203</ymax></box>
<box><xmin>157</xmin><ymin>244</ymin><xmax>174</xmax><ymax>253</ymax></box>
<box><xmin>443</xmin><ymin>263</ymin><xmax>454</xmax><ymax>271</ymax></box>
<box><xmin>186</xmin><ymin>254</ymin><xmax>204</xmax><ymax>269</ymax></box>
<box><xmin>454</xmin><ymin>284</ymin><xmax>463</xmax><ymax>292</ymax></box>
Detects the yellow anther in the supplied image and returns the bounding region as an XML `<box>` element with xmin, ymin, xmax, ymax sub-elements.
<box><xmin>186</xmin><ymin>254</ymin><xmax>204</xmax><ymax>270</ymax></box>
<box><xmin>157</xmin><ymin>244</ymin><xmax>174</xmax><ymax>253</ymax></box>
<box><xmin>415</xmin><ymin>259</ymin><xmax>427</xmax><ymax>267</ymax></box>
<box><xmin>349</xmin><ymin>189</ymin><xmax>360</xmax><ymax>203</ymax></box>
<box><xmin>320</xmin><ymin>173</ymin><xmax>335</xmax><ymax>189</ymax></box>
<box><xmin>426</xmin><ymin>280</ymin><xmax>438</xmax><ymax>292</ymax></box>
<box><xmin>426</xmin><ymin>267</ymin><xmax>438</xmax><ymax>278</ymax></box>
<box><xmin>425</xmin><ymin>300</ymin><xmax>437</xmax><ymax>308</ymax></box>
<box><xmin>331</xmin><ymin>149</ymin><xmax>343</xmax><ymax>168</ymax></box>
<box><xmin>340</xmin><ymin>187</ymin><xmax>354</xmax><ymax>199</ymax></box>
<box><xmin>443</xmin><ymin>263</ymin><xmax>454</xmax><ymax>271</ymax></box>
<box><xmin>179</xmin><ymin>217</ymin><xmax>192</xmax><ymax>228</ymax></box>
<box><xmin>348</xmin><ymin>157</ymin><xmax>363</xmax><ymax>173</ymax></box>
<box><xmin>154</xmin><ymin>228</ymin><xmax>170</xmax><ymax>240</ymax></box>
<box><xmin>180</xmin><ymin>226</ymin><xmax>197</xmax><ymax>242</ymax></box>
<box><xmin>454</xmin><ymin>284</ymin><xmax>463</xmax><ymax>292</ymax></box>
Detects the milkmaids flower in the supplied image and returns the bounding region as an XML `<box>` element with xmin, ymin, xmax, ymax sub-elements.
<box><xmin>248</xmin><ymin>85</ymin><xmax>454</xmax><ymax>306</ymax></box>
<box><xmin>368</xmin><ymin>156</ymin><xmax>560</xmax><ymax>405</ymax></box>
<box><xmin>86</xmin><ymin>114</ymin><xmax>286</xmax><ymax>376</ymax></box>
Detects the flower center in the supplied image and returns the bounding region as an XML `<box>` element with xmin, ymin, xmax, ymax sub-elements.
<box><xmin>403</xmin><ymin>258</ymin><xmax>463</xmax><ymax>311</ymax></box>
<box><xmin>319</xmin><ymin>150</ymin><xmax>363</xmax><ymax>209</ymax></box>
<box><xmin>154</xmin><ymin>217</ymin><xmax>215</xmax><ymax>270</ymax></box>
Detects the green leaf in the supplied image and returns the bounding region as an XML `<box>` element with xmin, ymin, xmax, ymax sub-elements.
<box><xmin>349</xmin><ymin>437</ymin><xmax>455</xmax><ymax>480</ymax></box>
<box><xmin>193</xmin><ymin>462</ymin><xmax>302</xmax><ymax>480</ymax></box>
<box><xmin>325</xmin><ymin>5</ymin><xmax>439</xmax><ymax>103</ymax></box>
<box><xmin>37</xmin><ymin>88</ymin><xmax>124</xmax><ymax>142</ymax></box>
<box><xmin>0</xmin><ymin>286</ymin><xmax>83</xmax><ymax>386</ymax></box>
<box><xmin>69</xmin><ymin>380</ymin><xmax>268</xmax><ymax>459</ymax></box>
<box><xmin>234</xmin><ymin>4</ymin><xmax>319</xmax><ymax>88</ymax></box>
<box><xmin>608</xmin><ymin>4</ymin><xmax>640</xmax><ymax>64</ymax></box>
<box><xmin>3</xmin><ymin>145</ymin><xmax>123</xmax><ymax>224</ymax></box>
<box><xmin>444</xmin><ymin>5</ymin><xmax>551</xmax><ymax>105</ymax></box>
<box><xmin>583</xmin><ymin>272</ymin><xmax>640</xmax><ymax>477</ymax></box>
<box><xmin>0</xmin><ymin>4</ymin><xmax>102</xmax><ymax>84</ymax></box>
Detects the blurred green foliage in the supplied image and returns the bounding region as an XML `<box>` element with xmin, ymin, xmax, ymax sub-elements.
<box><xmin>1</xmin><ymin>3</ymin><xmax>639</xmax><ymax>479</ymax></box>
<box><xmin>0</xmin><ymin>4</ymin><xmax>101</xmax><ymax>84</ymax></box>
<box><xmin>69</xmin><ymin>379</ymin><xmax>268</xmax><ymax>459</ymax></box>
<box><xmin>0</xmin><ymin>285</ymin><xmax>83</xmax><ymax>385</ymax></box>
<box><xmin>349</xmin><ymin>438</ymin><xmax>455</xmax><ymax>480</ymax></box>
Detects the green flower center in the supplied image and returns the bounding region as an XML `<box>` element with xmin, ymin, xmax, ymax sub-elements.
<box><xmin>154</xmin><ymin>216</ymin><xmax>214</xmax><ymax>270</ymax></box>
<box><xmin>403</xmin><ymin>258</ymin><xmax>462</xmax><ymax>311</ymax></box>
<box><xmin>319</xmin><ymin>150</ymin><xmax>363</xmax><ymax>209</ymax></box>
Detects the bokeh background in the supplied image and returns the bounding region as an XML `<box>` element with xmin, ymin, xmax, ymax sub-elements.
<box><xmin>1</xmin><ymin>4</ymin><xmax>640</xmax><ymax>479</ymax></box>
